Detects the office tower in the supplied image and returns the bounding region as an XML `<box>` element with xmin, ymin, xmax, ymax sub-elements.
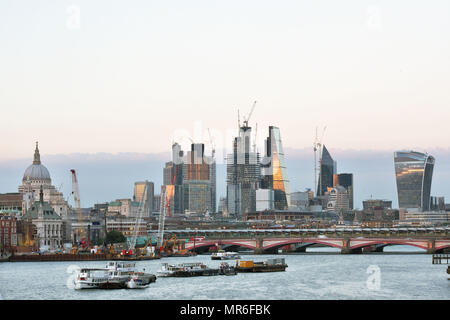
<box><xmin>394</xmin><ymin>151</ymin><xmax>435</xmax><ymax>211</ymax></box>
<box><xmin>334</xmin><ymin>173</ymin><xmax>354</xmax><ymax>210</ymax></box>
<box><xmin>153</xmin><ymin>194</ymin><xmax>161</xmax><ymax>214</ymax></box>
<box><xmin>182</xmin><ymin>143</ymin><xmax>216</xmax><ymax>214</ymax></box>
<box><xmin>317</xmin><ymin>145</ymin><xmax>336</xmax><ymax>197</ymax></box>
<box><xmin>256</xmin><ymin>189</ymin><xmax>274</xmax><ymax>211</ymax></box>
<box><xmin>290</xmin><ymin>191</ymin><xmax>310</xmax><ymax>210</ymax></box>
<box><xmin>326</xmin><ymin>186</ymin><xmax>350</xmax><ymax>212</ymax></box>
<box><xmin>162</xmin><ymin>143</ymin><xmax>184</xmax><ymax>215</ymax></box>
<box><xmin>260</xmin><ymin>126</ymin><xmax>291</xmax><ymax>210</ymax></box>
<box><xmin>133</xmin><ymin>180</ymin><xmax>154</xmax><ymax>217</ymax></box>
<box><xmin>226</xmin><ymin>124</ymin><xmax>261</xmax><ymax>217</ymax></box>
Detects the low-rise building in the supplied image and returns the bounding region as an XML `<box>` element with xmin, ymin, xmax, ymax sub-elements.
<box><xmin>106</xmin><ymin>217</ymin><xmax>149</xmax><ymax>238</ymax></box>
<box><xmin>0</xmin><ymin>215</ymin><xmax>19</xmax><ymax>252</ymax></box>
<box><xmin>243</xmin><ymin>210</ymin><xmax>314</xmax><ymax>222</ymax></box>
<box><xmin>22</xmin><ymin>187</ymin><xmax>63</xmax><ymax>250</ymax></box>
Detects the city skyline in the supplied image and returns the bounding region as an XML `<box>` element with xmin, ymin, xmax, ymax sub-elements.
<box><xmin>1</xmin><ymin>144</ymin><xmax>449</xmax><ymax>210</ymax></box>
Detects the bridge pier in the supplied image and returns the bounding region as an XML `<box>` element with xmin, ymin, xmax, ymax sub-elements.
<box><xmin>427</xmin><ymin>239</ymin><xmax>437</xmax><ymax>254</ymax></box>
<box><xmin>362</xmin><ymin>245</ymin><xmax>384</xmax><ymax>253</ymax></box>
<box><xmin>341</xmin><ymin>248</ymin><xmax>363</xmax><ymax>254</ymax></box>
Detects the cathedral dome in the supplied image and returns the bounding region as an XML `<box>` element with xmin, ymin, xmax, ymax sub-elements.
<box><xmin>22</xmin><ymin>142</ymin><xmax>51</xmax><ymax>183</ymax></box>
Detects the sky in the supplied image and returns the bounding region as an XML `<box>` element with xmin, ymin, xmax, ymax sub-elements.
<box><xmin>0</xmin><ymin>1</ymin><xmax>449</xmax><ymax>208</ymax></box>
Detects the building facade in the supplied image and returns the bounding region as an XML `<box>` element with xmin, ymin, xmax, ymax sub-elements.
<box><xmin>317</xmin><ymin>145</ymin><xmax>336</xmax><ymax>197</ymax></box>
<box><xmin>334</xmin><ymin>173</ymin><xmax>353</xmax><ymax>210</ymax></box>
<box><xmin>260</xmin><ymin>126</ymin><xmax>291</xmax><ymax>210</ymax></box>
<box><xmin>182</xmin><ymin>143</ymin><xmax>216</xmax><ymax>214</ymax></box>
<box><xmin>162</xmin><ymin>143</ymin><xmax>184</xmax><ymax>215</ymax></box>
<box><xmin>227</xmin><ymin>125</ymin><xmax>261</xmax><ymax>217</ymax></box>
<box><xmin>133</xmin><ymin>181</ymin><xmax>154</xmax><ymax>217</ymax></box>
<box><xmin>22</xmin><ymin>187</ymin><xmax>63</xmax><ymax>250</ymax></box>
<box><xmin>18</xmin><ymin>143</ymin><xmax>70</xmax><ymax>220</ymax></box>
<box><xmin>0</xmin><ymin>215</ymin><xmax>18</xmax><ymax>252</ymax></box>
<box><xmin>394</xmin><ymin>151</ymin><xmax>435</xmax><ymax>211</ymax></box>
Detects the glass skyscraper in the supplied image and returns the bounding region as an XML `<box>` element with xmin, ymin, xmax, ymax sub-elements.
<box><xmin>394</xmin><ymin>151</ymin><xmax>435</xmax><ymax>211</ymax></box>
<box><xmin>261</xmin><ymin>126</ymin><xmax>291</xmax><ymax>210</ymax></box>
<box><xmin>317</xmin><ymin>145</ymin><xmax>336</xmax><ymax>197</ymax></box>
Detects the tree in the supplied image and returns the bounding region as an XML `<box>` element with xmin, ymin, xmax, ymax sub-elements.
<box><xmin>104</xmin><ymin>230</ymin><xmax>126</xmax><ymax>244</ymax></box>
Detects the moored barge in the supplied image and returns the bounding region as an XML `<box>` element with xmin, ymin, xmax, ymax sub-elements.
<box><xmin>236</xmin><ymin>258</ymin><xmax>288</xmax><ymax>273</ymax></box>
<box><xmin>157</xmin><ymin>262</ymin><xmax>236</xmax><ymax>277</ymax></box>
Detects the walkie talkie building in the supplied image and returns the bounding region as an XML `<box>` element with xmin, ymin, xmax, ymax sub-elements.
<box><xmin>394</xmin><ymin>151</ymin><xmax>435</xmax><ymax>211</ymax></box>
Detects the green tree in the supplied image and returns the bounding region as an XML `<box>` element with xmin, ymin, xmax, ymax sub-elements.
<box><xmin>105</xmin><ymin>230</ymin><xmax>126</xmax><ymax>244</ymax></box>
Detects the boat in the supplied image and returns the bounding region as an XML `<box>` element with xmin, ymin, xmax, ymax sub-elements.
<box><xmin>219</xmin><ymin>262</ymin><xmax>237</xmax><ymax>276</ymax></box>
<box><xmin>74</xmin><ymin>261</ymin><xmax>156</xmax><ymax>289</ymax></box>
<box><xmin>236</xmin><ymin>258</ymin><xmax>288</xmax><ymax>273</ymax></box>
<box><xmin>211</xmin><ymin>250</ymin><xmax>242</xmax><ymax>260</ymax></box>
<box><xmin>157</xmin><ymin>262</ymin><xmax>237</xmax><ymax>277</ymax></box>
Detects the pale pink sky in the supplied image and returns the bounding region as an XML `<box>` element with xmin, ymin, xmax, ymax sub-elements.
<box><xmin>0</xmin><ymin>0</ymin><xmax>449</xmax><ymax>160</ymax></box>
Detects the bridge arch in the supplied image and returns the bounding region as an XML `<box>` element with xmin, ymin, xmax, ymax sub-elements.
<box><xmin>263</xmin><ymin>238</ymin><xmax>344</xmax><ymax>252</ymax></box>
<box><xmin>349</xmin><ymin>239</ymin><xmax>429</xmax><ymax>251</ymax></box>
<box><xmin>185</xmin><ymin>240</ymin><xmax>257</xmax><ymax>252</ymax></box>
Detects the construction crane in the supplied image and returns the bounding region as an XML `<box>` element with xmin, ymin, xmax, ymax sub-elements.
<box><xmin>70</xmin><ymin>169</ymin><xmax>87</xmax><ymax>251</ymax></box>
<box><xmin>157</xmin><ymin>165</ymin><xmax>178</xmax><ymax>252</ymax></box>
<box><xmin>313</xmin><ymin>126</ymin><xmax>327</xmax><ymax>196</ymax></box>
<box><xmin>242</xmin><ymin>100</ymin><xmax>257</xmax><ymax>128</ymax></box>
<box><xmin>207</xmin><ymin>128</ymin><xmax>216</xmax><ymax>160</ymax></box>
<box><xmin>126</xmin><ymin>184</ymin><xmax>148</xmax><ymax>256</ymax></box>
<box><xmin>253</xmin><ymin>122</ymin><xmax>258</xmax><ymax>153</ymax></box>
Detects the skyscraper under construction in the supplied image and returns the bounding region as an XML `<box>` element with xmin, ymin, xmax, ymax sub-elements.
<box><xmin>226</xmin><ymin>124</ymin><xmax>261</xmax><ymax>217</ymax></box>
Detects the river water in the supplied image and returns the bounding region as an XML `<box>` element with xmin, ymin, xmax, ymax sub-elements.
<box><xmin>0</xmin><ymin>246</ymin><xmax>448</xmax><ymax>300</ymax></box>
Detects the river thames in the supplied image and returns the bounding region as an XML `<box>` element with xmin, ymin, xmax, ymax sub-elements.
<box><xmin>0</xmin><ymin>246</ymin><xmax>448</xmax><ymax>300</ymax></box>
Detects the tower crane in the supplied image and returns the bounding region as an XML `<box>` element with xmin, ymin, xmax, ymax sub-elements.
<box><xmin>127</xmin><ymin>184</ymin><xmax>148</xmax><ymax>256</ymax></box>
<box><xmin>313</xmin><ymin>126</ymin><xmax>327</xmax><ymax>196</ymax></box>
<box><xmin>243</xmin><ymin>100</ymin><xmax>257</xmax><ymax>128</ymax></box>
<box><xmin>207</xmin><ymin>128</ymin><xmax>216</xmax><ymax>160</ymax></box>
<box><xmin>253</xmin><ymin>122</ymin><xmax>258</xmax><ymax>153</ymax></box>
<box><xmin>157</xmin><ymin>165</ymin><xmax>178</xmax><ymax>252</ymax></box>
<box><xmin>70</xmin><ymin>169</ymin><xmax>87</xmax><ymax>250</ymax></box>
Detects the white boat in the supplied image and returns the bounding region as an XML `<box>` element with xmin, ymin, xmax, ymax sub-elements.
<box><xmin>211</xmin><ymin>250</ymin><xmax>241</xmax><ymax>260</ymax></box>
<box><xmin>74</xmin><ymin>261</ymin><xmax>156</xmax><ymax>289</ymax></box>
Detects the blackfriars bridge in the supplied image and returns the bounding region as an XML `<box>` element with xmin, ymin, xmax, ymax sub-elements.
<box><xmin>163</xmin><ymin>227</ymin><xmax>450</xmax><ymax>254</ymax></box>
